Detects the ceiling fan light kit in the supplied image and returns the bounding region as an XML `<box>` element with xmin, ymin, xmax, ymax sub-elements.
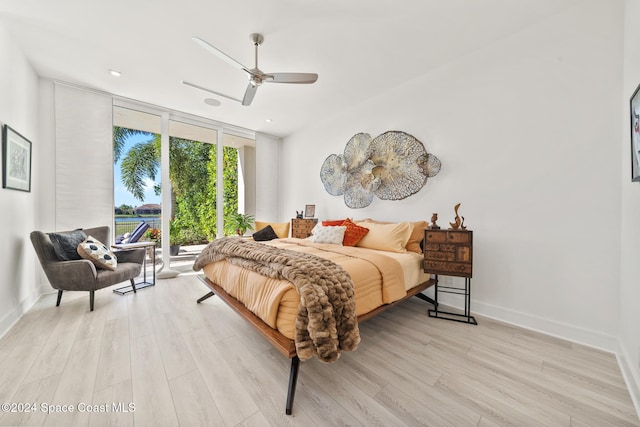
<box><xmin>187</xmin><ymin>33</ymin><xmax>318</xmax><ymax>106</ymax></box>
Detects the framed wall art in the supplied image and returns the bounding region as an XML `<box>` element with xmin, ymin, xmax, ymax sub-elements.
<box><xmin>630</xmin><ymin>82</ymin><xmax>640</xmax><ymax>182</ymax></box>
<box><xmin>2</xmin><ymin>124</ymin><xmax>32</xmax><ymax>192</ymax></box>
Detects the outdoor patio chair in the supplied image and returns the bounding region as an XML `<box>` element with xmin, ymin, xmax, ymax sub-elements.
<box><xmin>115</xmin><ymin>220</ymin><xmax>150</xmax><ymax>244</ymax></box>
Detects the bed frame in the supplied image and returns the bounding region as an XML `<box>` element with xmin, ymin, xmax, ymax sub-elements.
<box><xmin>197</xmin><ymin>275</ymin><xmax>436</xmax><ymax>415</ymax></box>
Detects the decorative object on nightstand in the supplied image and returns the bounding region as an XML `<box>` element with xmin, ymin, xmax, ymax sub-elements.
<box><xmin>423</xmin><ymin>228</ymin><xmax>476</xmax><ymax>325</ymax></box>
<box><xmin>449</xmin><ymin>203</ymin><xmax>466</xmax><ymax>230</ymax></box>
<box><xmin>304</xmin><ymin>204</ymin><xmax>316</xmax><ymax>218</ymax></box>
<box><xmin>296</xmin><ymin>210</ymin><xmax>303</xmax><ymax>219</ymax></box>
<box><xmin>429</xmin><ymin>213</ymin><xmax>440</xmax><ymax>229</ymax></box>
<box><xmin>291</xmin><ymin>218</ymin><xmax>318</xmax><ymax>239</ymax></box>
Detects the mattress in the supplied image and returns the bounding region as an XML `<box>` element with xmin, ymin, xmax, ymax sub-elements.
<box><xmin>201</xmin><ymin>238</ymin><xmax>430</xmax><ymax>340</ymax></box>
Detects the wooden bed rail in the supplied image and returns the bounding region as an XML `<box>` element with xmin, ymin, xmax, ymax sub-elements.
<box><xmin>196</xmin><ymin>275</ymin><xmax>436</xmax><ymax>415</ymax></box>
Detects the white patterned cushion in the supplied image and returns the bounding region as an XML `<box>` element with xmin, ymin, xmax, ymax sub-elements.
<box><xmin>77</xmin><ymin>236</ymin><xmax>118</xmax><ymax>270</ymax></box>
<box><xmin>311</xmin><ymin>225</ymin><xmax>346</xmax><ymax>245</ymax></box>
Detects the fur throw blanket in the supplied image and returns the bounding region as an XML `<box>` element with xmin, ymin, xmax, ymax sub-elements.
<box><xmin>193</xmin><ymin>237</ymin><xmax>360</xmax><ymax>362</ymax></box>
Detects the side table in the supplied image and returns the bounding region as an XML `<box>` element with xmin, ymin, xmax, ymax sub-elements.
<box><xmin>111</xmin><ymin>241</ymin><xmax>156</xmax><ymax>295</ymax></box>
<box><xmin>423</xmin><ymin>229</ymin><xmax>477</xmax><ymax>325</ymax></box>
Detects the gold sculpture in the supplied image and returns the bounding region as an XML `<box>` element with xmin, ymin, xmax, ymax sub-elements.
<box><xmin>449</xmin><ymin>203</ymin><xmax>466</xmax><ymax>230</ymax></box>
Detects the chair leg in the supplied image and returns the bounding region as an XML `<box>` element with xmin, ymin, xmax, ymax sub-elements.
<box><xmin>56</xmin><ymin>290</ymin><xmax>63</xmax><ymax>307</ymax></box>
<box><xmin>130</xmin><ymin>278</ymin><xmax>137</xmax><ymax>293</ymax></box>
<box><xmin>90</xmin><ymin>290</ymin><xmax>95</xmax><ymax>312</ymax></box>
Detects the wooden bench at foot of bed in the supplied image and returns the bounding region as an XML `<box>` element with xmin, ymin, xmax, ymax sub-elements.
<box><xmin>196</xmin><ymin>275</ymin><xmax>436</xmax><ymax>415</ymax></box>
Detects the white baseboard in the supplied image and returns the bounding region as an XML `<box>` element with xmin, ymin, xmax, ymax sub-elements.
<box><xmin>429</xmin><ymin>294</ymin><xmax>637</xmax><ymax>418</ymax></box>
<box><xmin>431</xmin><ymin>293</ymin><xmax>619</xmax><ymax>352</ymax></box>
<box><xmin>0</xmin><ymin>285</ymin><xmax>46</xmax><ymax>341</ymax></box>
<box><xmin>0</xmin><ymin>306</ymin><xmax>20</xmax><ymax>342</ymax></box>
<box><xmin>618</xmin><ymin>341</ymin><xmax>640</xmax><ymax>422</ymax></box>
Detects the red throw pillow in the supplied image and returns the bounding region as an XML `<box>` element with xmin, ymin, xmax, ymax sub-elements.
<box><xmin>341</xmin><ymin>219</ymin><xmax>369</xmax><ymax>246</ymax></box>
<box><xmin>322</xmin><ymin>219</ymin><xmax>347</xmax><ymax>226</ymax></box>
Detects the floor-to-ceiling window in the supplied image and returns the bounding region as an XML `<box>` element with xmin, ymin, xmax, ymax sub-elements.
<box><xmin>112</xmin><ymin>106</ymin><xmax>162</xmax><ymax>238</ymax></box>
<box><xmin>112</xmin><ymin>101</ymin><xmax>255</xmax><ymax>273</ymax></box>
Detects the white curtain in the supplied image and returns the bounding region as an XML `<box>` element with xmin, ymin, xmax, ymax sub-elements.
<box><xmin>54</xmin><ymin>83</ymin><xmax>113</xmax><ymax>231</ymax></box>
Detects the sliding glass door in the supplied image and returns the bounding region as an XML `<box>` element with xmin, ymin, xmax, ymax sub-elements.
<box><xmin>113</xmin><ymin>101</ymin><xmax>256</xmax><ymax>273</ymax></box>
<box><xmin>112</xmin><ymin>106</ymin><xmax>162</xmax><ymax>241</ymax></box>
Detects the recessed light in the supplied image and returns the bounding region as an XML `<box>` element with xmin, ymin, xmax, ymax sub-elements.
<box><xmin>265</xmin><ymin>118</ymin><xmax>272</xmax><ymax>123</ymax></box>
<box><xmin>109</xmin><ymin>69</ymin><xmax>121</xmax><ymax>77</ymax></box>
<box><xmin>204</xmin><ymin>98</ymin><xmax>221</xmax><ymax>107</ymax></box>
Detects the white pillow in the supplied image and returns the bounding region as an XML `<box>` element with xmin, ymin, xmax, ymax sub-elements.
<box><xmin>312</xmin><ymin>225</ymin><xmax>346</xmax><ymax>245</ymax></box>
<box><xmin>77</xmin><ymin>236</ymin><xmax>118</xmax><ymax>270</ymax></box>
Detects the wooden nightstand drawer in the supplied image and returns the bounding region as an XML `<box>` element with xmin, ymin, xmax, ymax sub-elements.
<box><xmin>425</xmin><ymin>251</ymin><xmax>456</xmax><ymax>262</ymax></box>
<box><xmin>425</xmin><ymin>231</ymin><xmax>447</xmax><ymax>243</ymax></box>
<box><xmin>291</xmin><ymin>218</ymin><xmax>318</xmax><ymax>239</ymax></box>
<box><xmin>423</xmin><ymin>260</ymin><xmax>472</xmax><ymax>276</ymax></box>
<box><xmin>447</xmin><ymin>232</ymin><xmax>470</xmax><ymax>243</ymax></box>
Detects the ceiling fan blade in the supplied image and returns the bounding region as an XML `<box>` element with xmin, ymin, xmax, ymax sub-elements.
<box><xmin>242</xmin><ymin>83</ymin><xmax>258</xmax><ymax>106</ymax></box>
<box><xmin>192</xmin><ymin>36</ymin><xmax>250</xmax><ymax>73</ymax></box>
<box><xmin>266</xmin><ymin>73</ymin><xmax>318</xmax><ymax>84</ymax></box>
<box><xmin>181</xmin><ymin>81</ymin><xmax>243</xmax><ymax>104</ymax></box>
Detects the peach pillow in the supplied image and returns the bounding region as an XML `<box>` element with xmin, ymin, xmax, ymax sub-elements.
<box><xmin>406</xmin><ymin>221</ymin><xmax>428</xmax><ymax>253</ymax></box>
<box><xmin>355</xmin><ymin>221</ymin><xmax>412</xmax><ymax>253</ymax></box>
<box><xmin>340</xmin><ymin>219</ymin><xmax>369</xmax><ymax>246</ymax></box>
<box><xmin>361</xmin><ymin>219</ymin><xmax>427</xmax><ymax>254</ymax></box>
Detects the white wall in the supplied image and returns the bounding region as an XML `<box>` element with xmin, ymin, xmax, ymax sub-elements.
<box><xmin>281</xmin><ymin>1</ymin><xmax>623</xmax><ymax>350</ymax></box>
<box><xmin>0</xmin><ymin>25</ymin><xmax>40</xmax><ymax>335</ymax></box>
<box><xmin>619</xmin><ymin>0</ymin><xmax>640</xmax><ymax>412</ymax></box>
<box><xmin>255</xmin><ymin>132</ymin><xmax>282</xmax><ymax>222</ymax></box>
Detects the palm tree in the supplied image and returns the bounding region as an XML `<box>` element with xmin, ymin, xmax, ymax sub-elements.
<box><xmin>119</xmin><ymin>134</ymin><xmax>161</xmax><ymax>202</ymax></box>
<box><xmin>113</xmin><ymin>127</ymin><xmax>150</xmax><ymax>163</ymax></box>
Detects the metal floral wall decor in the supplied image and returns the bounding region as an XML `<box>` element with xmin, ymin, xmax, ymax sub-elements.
<box><xmin>320</xmin><ymin>131</ymin><xmax>441</xmax><ymax>208</ymax></box>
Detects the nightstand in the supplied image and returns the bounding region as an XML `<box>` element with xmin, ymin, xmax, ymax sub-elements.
<box><xmin>291</xmin><ymin>218</ymin><xmax>318</xmax><ymax>239</ymax></box>
<box><xmin>423</xmin><ymin>229</ymin><xmax>476</xmax><ymax>324</ymax></box>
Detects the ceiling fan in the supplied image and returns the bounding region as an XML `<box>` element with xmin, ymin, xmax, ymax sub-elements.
<box><xmin>183</xmin><ymin>33</ymin><xmax>318</xmax><ymax>106</ymax></box>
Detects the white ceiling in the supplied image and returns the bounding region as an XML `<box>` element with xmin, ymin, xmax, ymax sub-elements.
<box><xmin>0</xmin><ymin>0</ymin><xmax>576</xmax><ymax>137</ymax></box>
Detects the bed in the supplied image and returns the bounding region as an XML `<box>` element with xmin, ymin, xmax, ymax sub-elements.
<box><xmin>193</xmin><ymin>219</ymin><xmax>436</xmax><ymax>414</ymax></box>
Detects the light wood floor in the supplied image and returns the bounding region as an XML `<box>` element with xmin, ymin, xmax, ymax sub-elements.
<box><xmin>0</xmin><ymin>272</ymin><xmax>638</xmax><ymax>427</ymax></box>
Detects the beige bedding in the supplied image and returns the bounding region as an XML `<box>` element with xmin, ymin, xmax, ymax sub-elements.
<box><xmin>201</xmin><ymin>238</ymin><xmax>429</xmax><ymax>340</ymax></box>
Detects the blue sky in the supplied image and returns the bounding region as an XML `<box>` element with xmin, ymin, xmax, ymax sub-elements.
<box><xmin>113</xmin><ymin>133</ymin><xmax>161</xmax><ymax>208</ymax></box>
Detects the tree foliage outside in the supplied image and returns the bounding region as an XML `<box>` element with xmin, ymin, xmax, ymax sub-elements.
<box><xmin>115</xmin><ymin>204</ymin><xmax>135</xmax><ymax>215</ymax></box>
<box><xmin>113</xmin><ymin>127</ymin><xmax>148</xmax><ymax>164</ymax></box>
<box><xmin>115</xmin><ymin>126</ymin><xmax>239</xmax><ymax>244</ymax></box>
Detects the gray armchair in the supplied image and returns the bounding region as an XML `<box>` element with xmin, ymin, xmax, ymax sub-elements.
<box><xmin>30</xmin><ymin>226</ymin><xmax>146</xmax><ymax>311</ymax></box>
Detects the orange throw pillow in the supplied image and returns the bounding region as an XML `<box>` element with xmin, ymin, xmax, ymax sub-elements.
<box><xmin>322</xmin><ymin>219</ymin><xmax>347</xmax><ymax>226</ymax></box>
<box><xmin>341</xmin><ymin>219</ymin><xmax>369</xmax><ymax>246</ymax></box>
